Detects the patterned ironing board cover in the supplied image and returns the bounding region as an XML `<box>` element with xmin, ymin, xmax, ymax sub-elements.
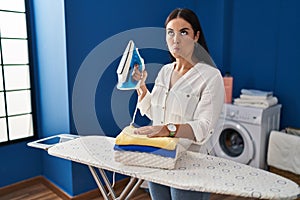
<box><xmin>48</xmin><ymin>136</ymin><xmax>300</xmax><ymax>199</ymax></box>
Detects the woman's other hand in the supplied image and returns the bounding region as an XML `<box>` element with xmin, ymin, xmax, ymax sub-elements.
<box><xmin>133</xmin><ymin>125</ymin><xmax>169</xmax><ymax>138</ymax></box>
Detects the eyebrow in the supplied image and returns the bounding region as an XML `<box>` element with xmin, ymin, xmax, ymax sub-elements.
<box><xmin>180</xmin><ymin>28</ymin><xmax>190</xmax><ymax>32</ymax></box>
<box><xmin>166</xmin><ymin>27</ymin><xmax>191</xmax><ymax>32</ymax></box>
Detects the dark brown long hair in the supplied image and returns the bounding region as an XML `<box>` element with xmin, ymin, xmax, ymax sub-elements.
<box><xmin>165</xmin><ymin>8</ymin><xmax>209</xmax><ymax>61</ymax></box>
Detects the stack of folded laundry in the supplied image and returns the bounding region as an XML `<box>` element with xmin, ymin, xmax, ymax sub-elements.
<box><xmin>113</xmin><ymin>125</ymin><xmax>190</xmax><ymax>169</ymax></box>
<box><xmin>233</xmin><ymin>89</ymin><xmax>278</xmax><ymax>108</ymax></box>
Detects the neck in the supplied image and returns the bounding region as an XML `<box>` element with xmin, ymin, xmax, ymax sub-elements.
<box><xmin>174</xmin><ymin>59</ymin><xmax>193</xmax><ymax>73</ymax></box>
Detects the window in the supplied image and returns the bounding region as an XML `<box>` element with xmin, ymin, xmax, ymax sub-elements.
<box><xmin>0</xmin><ymin>0</ymin><xmax>34</xmax><ymax>144</ymax></box>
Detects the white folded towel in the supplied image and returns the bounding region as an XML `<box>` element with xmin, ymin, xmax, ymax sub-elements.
<box><xmin>241</xmin><ymin>89</ymin><xmax>273</xmax><ymax>97</ymax></box>
<box><xmin>233</xmin><ymin>96</ymin><xmax>278</xmax><ymax>108</ymax></box>
<box><xmin>240</xmin><ymin>94</ymin><xmax>271</xmax><ymax>100</ymax></box>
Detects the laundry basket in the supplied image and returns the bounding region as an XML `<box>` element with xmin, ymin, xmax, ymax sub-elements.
<box><xmin>267</xmin><ymin>130</ymin><xmax>300</xmax><ymax>185</ymax></box>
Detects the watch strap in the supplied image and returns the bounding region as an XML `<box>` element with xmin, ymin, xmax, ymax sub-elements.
<box><xmin>169</xmin><ymin>131</ymin><xmax>176</xmax><ymax>137</ymax></box>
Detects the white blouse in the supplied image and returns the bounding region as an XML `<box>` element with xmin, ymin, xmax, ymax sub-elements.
<box><xmin>138</xmin><ymin>62</ymin><xmax>225</xmax><ymax>144</ymax></box>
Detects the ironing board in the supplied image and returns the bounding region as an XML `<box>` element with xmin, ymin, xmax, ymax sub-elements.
<box><xmin>42</xmin><ymin>135</ymin><xmax>300</xmax><ymax>200</ymax></box>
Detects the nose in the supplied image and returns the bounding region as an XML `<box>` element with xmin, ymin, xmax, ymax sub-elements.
<box><xmin>173</xmin><ymin>32</ymin><xmax>180</xmax><ymax>44</ymax></box>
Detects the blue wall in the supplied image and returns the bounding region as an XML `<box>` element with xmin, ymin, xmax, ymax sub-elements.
<box><xmin>0</xmin><ymin>141</ymin><xmax>42</xmax><ymax>187</ymax></box>
<box><xmin>29</xmin><ymin>0</ymin><xmax>98</xmax><ymax>196</ymax></box>
<box><xmin>1</xmin><ymin>0</ymin><xmax>300</xmax><ymax>197</ymax></box>
<box><xmin>30</xmin><ymin>0</ymin><xmax>74</xmax><ymax>195</ymax></box>
<box><xmin>226</xmin><ymin>0</ymin><xmax>300</xmax><ymax>128</ymax></box>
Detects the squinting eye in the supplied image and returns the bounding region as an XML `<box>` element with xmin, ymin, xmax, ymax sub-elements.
<box><xmin>167</xmin><ymin>30</ymin><xmax>174</xmax><ymax>37</ymax></box>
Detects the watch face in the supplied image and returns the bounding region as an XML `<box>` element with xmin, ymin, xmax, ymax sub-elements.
<box><xmin>167</xmin><ymin>123</ymin><xmax>176</xmax><ymax>132</ymax></box>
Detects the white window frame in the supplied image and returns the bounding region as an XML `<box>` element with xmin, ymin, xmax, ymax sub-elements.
<box><xmin>0</xmin><ymin>0</ymin><xmax>35</xmax><ymax>144</ymax></box>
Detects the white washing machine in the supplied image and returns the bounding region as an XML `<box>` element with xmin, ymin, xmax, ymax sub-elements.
<box><xmin>210</xmin><ymin>104</ymin><xmax>281</xmax><ymax>169</ymax></box>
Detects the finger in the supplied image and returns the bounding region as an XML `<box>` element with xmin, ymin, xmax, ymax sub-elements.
<box><xmin>134</xmin><ymin>64</ymin><xmax>145</xmax><ymax>75</ymax></box>
<box><xmin>132</xmin><ymin>72</ymin><xmax>142</xmax><ymax>81</ymax></box>
<box><xmin>134</xmin><ymin>126</ymin><xmax>151</xmax><ymax>135</ymax></box>
<box><xmin>133</xmin><ymin>64</ymin><xmax>140</xmax><ymax>73</ymax></box>
<box><xmin>147</xmin><ymin>133</ymin><xmax>156</xmax><ymax>138</ymax></box>
<box><xmin>132</xmin><ymin>69</ymin><xmax>138</xmax><ymax>76</ymax></box>
<box><xmin>147</xmin><ymin>132</ymin><xmax>160</xmax><ymax>138</ymax></box>
<box><xmin>141</xmin><ymin>70</ymin><xmax>147</xmax><ymax>81</ymax></box>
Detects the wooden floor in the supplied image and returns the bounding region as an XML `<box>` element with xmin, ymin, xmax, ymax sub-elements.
<box><xmin>0</xmin><ymin>182</ymin><xmax>63</xmax><ymax>200</ymax></box>
<box><xmin>0</xmin><ymin>176</ymin><xmax>260</xmax><ymax>200</ymax></box>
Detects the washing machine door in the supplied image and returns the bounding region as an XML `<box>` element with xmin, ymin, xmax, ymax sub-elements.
<box><xmin>211</xmin><ymin>120</ymin><xmax>255</xmax><ymax>165</ymax></box>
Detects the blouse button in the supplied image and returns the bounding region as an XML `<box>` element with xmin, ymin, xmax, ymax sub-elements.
<box><xmin>162</xmin><ymin>106</ymin><xmax>165</xmax><ymax>109</ymax></box>
<box><xmin>186</xmin><ymin>94</ymin><xmax>190</xmax><ymax>98</ymax></box>
<box><xmin>161</xmin><ymin>121</ymin><xmax>164</xmax><ymax>124</ymax></box>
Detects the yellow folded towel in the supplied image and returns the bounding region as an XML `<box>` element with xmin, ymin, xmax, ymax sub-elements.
<box><xmin>115</xmin><ymin>125</ymin><xmax>178</xmax><ymax>150</ymax></box>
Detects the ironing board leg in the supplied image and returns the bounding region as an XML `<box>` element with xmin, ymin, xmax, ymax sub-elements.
<box><xmin>89</xmin><ymin>165</ymin><xmax>144</xmax><ymax>200</ymax></box>
<box><xmin>124</xmin><ymin>178</ymin><xmax>144</xmax><ymax>200</ymax></box>
<box><xmin>118</xmin><ymin>177</ymin><xmax>144</xmax><ymax>200</ymax></box>
<box><xmin>88</xmin><ymin>166</ymin><xmax>110</xmax><ymax>200</ymax></box>
<box><xmin>98</xmin><ymin>168</ymin><xmax>117</xmax><ymax>199</ymax></box>
<box><xmin>118</xmin><ymin>177</ymin><xmax>136</xmax><ymax>200</ymax></box>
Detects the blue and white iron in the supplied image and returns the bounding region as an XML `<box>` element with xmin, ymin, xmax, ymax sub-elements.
<box><xmin>117</xmin><ymin>40</ymin><xmax>145</xmax><ymax>90</ymax></box>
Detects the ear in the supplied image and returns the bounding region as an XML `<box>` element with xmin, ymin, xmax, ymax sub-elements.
<box><xmin>194</xmin><ymin>31</ymin><xmax>200</xmax><ymax>42</ymax></box>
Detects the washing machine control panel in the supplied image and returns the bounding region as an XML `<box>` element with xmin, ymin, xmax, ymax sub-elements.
<box><xmin>222</xmin><ymin>104</ymin><xmax>263</xmax><ymax>124</ymax></box>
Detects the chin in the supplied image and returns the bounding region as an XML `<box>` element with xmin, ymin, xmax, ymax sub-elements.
<box><xmin>171</xmin><ymin>52</ymin><xmax>181</xmax><ymax>58</ymax></box>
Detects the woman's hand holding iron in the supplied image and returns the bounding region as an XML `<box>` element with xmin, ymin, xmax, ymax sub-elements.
<box><xmin>133</xmin><ymin>64</ymin><xmax>148</xmax><ymax>99</ymax></box>
<box><xmin>132</xmin><ymin>64</ymin><xmax>147</xmax><ymax>86</ymax></box>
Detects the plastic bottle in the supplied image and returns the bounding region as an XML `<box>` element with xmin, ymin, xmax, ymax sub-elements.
<box><xmin>223</xmin><ymin>72</ymin><xmax>233</xmax><ymax>104</ymax></box>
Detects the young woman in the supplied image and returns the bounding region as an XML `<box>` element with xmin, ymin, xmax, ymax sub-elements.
<box><xmin>132</xmin><ymin>8</ymin><xmax>224</xmax><ymax>200</ymax></box>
